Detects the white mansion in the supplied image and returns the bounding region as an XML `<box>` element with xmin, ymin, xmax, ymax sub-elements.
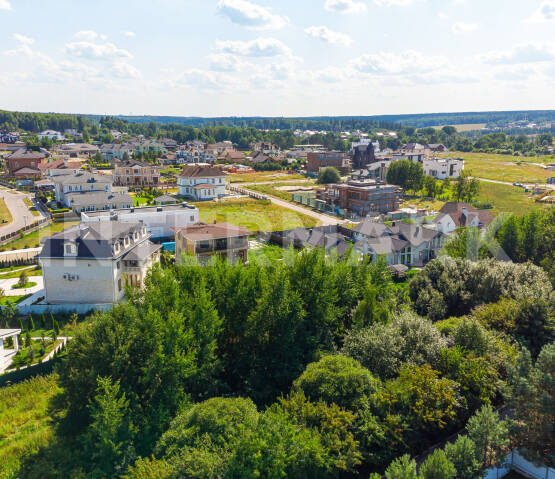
<box><xmin>177</xmin><ymin>165</ymin><xmax>228</xmax><ymax>201</ymax></box>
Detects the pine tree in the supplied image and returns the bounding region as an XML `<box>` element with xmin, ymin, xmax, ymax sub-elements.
<box><xmin>419</xmin><ymin>449</ymin><xmax>456</xmax><ymax>479</ymax></box>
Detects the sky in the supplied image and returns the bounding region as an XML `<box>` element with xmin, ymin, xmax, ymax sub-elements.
<box><xmin>1</xmin><ymin>0</ymin><xmax>555</xmax><ymax>117</ymax></box>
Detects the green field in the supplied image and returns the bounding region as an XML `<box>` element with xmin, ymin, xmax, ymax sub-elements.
<box><xmin>246</xmin><ymin>181</ymin><xmax>317</xmax><ymax>202</ymax></box>
<box><xmin>0</xmin><ymin>374</ymin><xmax>60</xmax><ymax>478</ymax></box>
<box><xmin>477</xmin><ymin>181</ymin><xmax>548</xmax><ymax>216</ymax></box>
<box><xmin>194</xmin><ymin>198</ymin><xmax>319</xmax><ymax>231</ymax></box>
<box><xmin>0</xmin><ymin>198</ymin><xmax>13</xmax><ymax>225</ymax></box>
<box><xmin>432</xmin><ymin>123</ymin><xmax>486</xmax><ymax>132</ymax></box>
<box><xmin>229</xmin><ymin>171</ymin><xmax>305</xmax><ymax>183</ymax></box>
<box><xmin>0</xmin><ymin>221</ymin><xmax>80</xmax><ymax>251</ymax></box>
<box><xmin>440</xmin><ymin>151</ymin><xmax>554</xmax><ymax>184</ymax></box>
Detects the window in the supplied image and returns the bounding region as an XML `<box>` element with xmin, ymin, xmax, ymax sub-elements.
<box><xmin>65</xmin><ymin>244</ymin><xmax>73</xmax><ymax>254</ymax></box>
<box><xmin>117</xmin><ymin>261</ymin><xmax>121</xmax><ymax>270</ymax></box>
<box><xmin>118</xmin><ymin>278</ymin><xmax>122</xmax><ymax>291</ymax></box>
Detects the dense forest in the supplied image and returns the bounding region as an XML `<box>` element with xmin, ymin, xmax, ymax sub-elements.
<box><xmin>6</xmin><ymin>241</ymin><xmax>553</xmax><ymax>478</ymax></box>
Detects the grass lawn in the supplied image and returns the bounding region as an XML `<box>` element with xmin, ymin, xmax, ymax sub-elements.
<box><xmin>0</xmin><ymin>266</ymin><xmax>41</xmax><ymax>279</ymax></box>
<box><xmin>0</xmin><ymin>374</ymin><xmax>60</xmax><ymax>478</ymax></box>
<box><xmin>400</xmin><ymin>196</ymin><xmax>446</xmax><ymax>211</ymax></box>
<box><xmin>439</xmin><ymin>151</ymin><xmax>554</xmax><ymax>184</ymax></box>
<box><xmin>24</xmin><ymin>198</ymin><xmax>41</xmax><ymax>217</ymax></box>
<box><xmin>247</xmin><ymin>181</ymin><xmax>317</xmax><ymax>203</ymax></box>
<box><xmin>7</xmin><ymin>338</ymin><xmax>61</xmax><ymax>370</ymax></box>
<box><xmin>477</xmin><ymin>181</ymin><xmax>548</xmax><ymax>216</ymax></box>
<box><xmin>11</xmin><ymin>281</ymin><xmax>37</xmax><ymax>290</ymax></box>
<box><xmin>0</xmin><ymin>198</ymin><xmax>13</xmax><ymax>225</ymax></box>
<box><xmin>0</xmin><ymin>220</ymin><xmax>80</xmax><ymax>251</ymax></box>
<box><xmin>248</xmin><ymin>243</ymin><xmax>287</xmax><ymax>264</ymax></box>
<box><xmin>0</xmin><ymin>294</ymin><xmax>31</xmax><ymax>305</ymax></box>
<box><xmin>229</xmin><ymin>171</ymin><xmax>305</xmax><ymax>183</ymax></box>
<box><xmin>194</xmin><ymin>198</ymin><xmax>319</xmax><ymax>231</ymax></box>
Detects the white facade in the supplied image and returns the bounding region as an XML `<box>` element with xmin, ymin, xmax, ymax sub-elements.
<box><xmin>423</xmin><ymin>157</ymin><xmax>464</xmax><ymax>179</ymax></box>
<box><xmin>53</xmin><ymin>174</ymin><xmax>112</xmax><ymax>204</ymax></box>
<box><xmin>178</xmin><ymin>175</ymin><xmax>227</xmax><ymax>200</ymax></box>
<box><xmin>38</xmin><ymin>130</ymin><xmax>64</xmax><ymax>141</ymax></box>
<box><xmin>81</xmin><ymin>204</ymin><xmax>200</xmax><ymax>240</ymax></box>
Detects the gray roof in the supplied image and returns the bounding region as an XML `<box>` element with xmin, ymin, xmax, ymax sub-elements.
<box><xmin>353</xmin><ymin>220</ymin><xmax>392</xmax><ymax>238</ymax></box>
<box><xmin>388</xmin><ymin>223</ymin><xmax>439</xmax><ymax>247</ymax></box>
<box><xmin>65</xmin><ymin>191</ymin><xmax>133</xmax><ymax>207</ymax></box>
<box><xmin>53</xmin><ymin>172</ymin><xmax>112</xmax><ymax>185</ymax></box>
<box><xmin>123</xmin><ymin>242</ymin><xmax>161</xmax><ymax>261</ymax></box>
<box><xmin>38</xmin><ymin>221</ymin><xmax>148</xmax><ymax>259</ymax></box>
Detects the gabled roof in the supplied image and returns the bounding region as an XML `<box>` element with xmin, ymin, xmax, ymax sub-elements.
<box><xmin>179</xmin><ymin>165</ymin><xmax>227</xmax><ymax>178</ymax></box>
<box><xmin>7</xmin><ymin>148</ymin><xmax>47</xmax><ymax>160</ymax></box>
<box><xmin>438</xmin><ymin>202</ymin><xmax>494</xmax><ymax>227</ymax></box>
<box><xmin>389</xmin><ymin>223</ymin><xmax>439</xmax><ymax>247</ymax></box>
<box><xmin>352</xmin><ymin>220</ymin><xmax>392</xmax><ymax>238</ymax></box>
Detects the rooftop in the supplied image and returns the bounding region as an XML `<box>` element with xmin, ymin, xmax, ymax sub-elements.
<box><xmin>175</xmin><ymin>222</ymin><xmax>250</xmax><ymax>240</ymax></box>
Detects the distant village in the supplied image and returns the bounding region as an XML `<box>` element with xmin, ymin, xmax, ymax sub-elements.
<box><xmin>0</xmin><ymin>125</ymin><xmax>521</xmax><ymax>314</ymax></box>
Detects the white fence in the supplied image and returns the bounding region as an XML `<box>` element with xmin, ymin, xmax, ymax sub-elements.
<box><xmin>485</xmin><ymin>451</ymin><xmax>555</xmax><ymax>479</ymax></box>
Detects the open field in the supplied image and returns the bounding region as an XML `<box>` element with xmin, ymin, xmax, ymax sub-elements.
<box><xmin>477</xmin><ymin>181</ymin><xmax>549</xmax><ymax>216</ymax></box>
<box><xmin>247</xmin><ymin>181</ymin><xmax>318</xmax><ymax>202</ymax></box>
<box><xmin>439</xmin><ymin>151</ymin><xmax>554</xmax><ymax>184</ymax></box>
<box><xmin>401</xmin><ymin>196</ymin><xmax>445</xmax><ymax>212</ymax></box>
<box><xmin>431</xmin><ymin>123</ymin><xmax>486</xmax><ymax>132</ymax></box>
<box><xmin>0</xmin><ymin>374</ymin><xmax>60</xmax><ymax>478</ymax></box>
<box><xmin>228</xmin><ymin>171</ymin><xmax>305</xmax><ymax>184</ymax></box>
<box><xmin>193</xmin><ymin>198</ymin><xmax>319</xmax><ymax>231</ymax></box>
<box><xmin>0</xmin><ymin>220</ymin><xmax>80</xmax><ymax>251</ymax></box>
<box><xmin>0</xmin><ymin>198</ymin><xmax>13</xmax><ymax>225</ymax></box>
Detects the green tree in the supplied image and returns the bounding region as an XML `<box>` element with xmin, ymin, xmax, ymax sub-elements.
<box><xmin>317</xmin><ymin>167</ymin><xmax>341</xmax><ymax>184</ymax></box>
<box><xmin>505</xmin><ymin>343</ymin><xmax>555</xmax><ymax>467</ymax></box>
<box><xmin>384</xmin><ymin>454</ymin><xmax>418</xmax><ymax>479</ymax></box>
<box><xmin>466</xmin><ymin>405</ymin><xmax>510</xmax><ymax>470</ymax></box>
<box><xmin>18</xmin><ymin>270</ymin><xmax>28</xmax><ymax>288</ymax></box>
<box><xmin>85</xmin><ymin>377</ymin><xmax>135</xmax><ymax>478</ymax></box>
<box><xmin>419</xmin><ymin>449</ymin><xmax>456</xmax><ymax>479</ymax></box>
<box><xmin>444</xmin><ymin>435</ymin><xmax>482</xmax><ymax>479</ymax></box>
<box><xmin>293</xmin><ymin>354</ymin><xmax>381</xmax><ymax>411</ymax></box>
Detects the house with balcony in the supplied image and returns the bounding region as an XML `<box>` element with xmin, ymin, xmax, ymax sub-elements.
<box><xmin>422</xmin><ymin>157</ymin><xmax>464</xmax><ymax>179</ymax></box>
<box><xmin>174</xmin><ymin>222</ymin><xmax>250</xmax><ymax>264</ymax></box>
<box><xmin>113</xmin><ymin>160</ymin><xmax>161</xmax><ymax>188</ymax></box>
<box><xmin>38</xmin><ymin>221</ymin><xmax>161</xmax><ymax>304</ymax></box>
<box><xmin>177</xmin><ymin>165</ymin><xmax>228</xmax><ymax>200</ymax></box>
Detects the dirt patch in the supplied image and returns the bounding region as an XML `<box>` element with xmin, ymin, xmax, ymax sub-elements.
<box><xmin>274</xmin><ymin>185</ymin><xmax>315</xmax><ymax>192</ymax></box>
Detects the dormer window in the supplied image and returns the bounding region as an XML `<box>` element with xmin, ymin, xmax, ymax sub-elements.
<box><xmin>114</xmin><ymin>242</ymin><xmax>120</xmax><ymax>254</ymax></box>
<box><xmin>64</xmin><ymin>242</ymin><xmax>77</xmax><ymax>256</ymax></box>
<box><xmin>124</xmin><ymin>237</ymin><xmax>130</xmax><ymax>247</ymax></box>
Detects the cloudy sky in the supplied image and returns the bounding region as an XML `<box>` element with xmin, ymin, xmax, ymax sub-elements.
<box><xmin>1</xmin><ymin>0</ymin><xmax>555</xmax><ymax>117</ymax></box>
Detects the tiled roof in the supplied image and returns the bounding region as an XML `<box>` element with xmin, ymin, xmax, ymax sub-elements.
<box><xmin>175</xmin><ymin>222</ymin><xmax>250</xmax><ymax>240</ymax></box>
<box><xmin>179</xmin><ymin>165</ymin><xmax>227</xmax><ymax>178</ymax></box>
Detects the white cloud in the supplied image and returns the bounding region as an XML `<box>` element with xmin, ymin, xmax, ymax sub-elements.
<box><xmin>13</xmin><ymin>33</ymin><xmax>34</xmax><ymax>45</ymax></box>
<box><xmin>208</xmin><ymin>53</ymin><xmax>243</xmax><ymax>72</ymax></box>
<box><xmin>111</xmin><ymin>62</ymin><xmax>141</xmax><ymax>79</ymax></box>
<box><xmin>527</xmin><ymin>0</ymin><xmax>555</xmax><ymax>23</ymax></box>
<box><xmin>350</xmin><ymin>50</ymin><xmax>447</xmax><ymax>74</ymax></box>
<box><xmin>374</xmin><ymin>0</ymin><xmax>420</xmax><ymax>6</ymax></box>
<box><xmin>324</xmin><ymin>0</ymin><xmax>367</xmax><ymax>14</ymax></box>
<box><xmin>74</xmin><ymin>30</ymin><xmax>101</xmax><ymax>41</ymax></box>
<box><xmin>480</xmin><ymin>42</ymin><xmax>555</xmax><ymax>64</ymax></box>
<box><xmin>451</xmin><ymin>22</ymin><xmax>478</xmax><ymax>33</ymax></box>
<box><xmin>123</xmin><ymin>31</ymin><xmax>136</xmax><ymax>37</ymax></box>
<box><xmin>215</xmin><ymin>37</ymin><xmax>292</xmax><ymax>57</ymax></box>
<box><xmin>176</xmin><ymin>69</ymin><xmax>241</xmax><ymax>90</ymax></box>
<box><xmin>0</xmin><ymin>0</ymin><xmax>11</xmax><ymax>11</ymax></box>
<box><xmin>304</xmin><ymin>26</ymin><xmax>353</xmax><ymax>46</ymax></box>
<box><xmin>438</xmin><ymin>12</ymin><xmax>448</xmax><ymax>20</ymax></box>
<box><xmin>217</xmin><ymin>0</ymin><xmax>289</xmax><ymax>30</ymax></box>
<box><xmin>65</xmin><ymin>41</ymin><xmax>133</xmax><ymax>61</ymax></box>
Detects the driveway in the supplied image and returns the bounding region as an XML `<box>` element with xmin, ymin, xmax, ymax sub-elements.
<box><xmin>475</xmin><ymin>177</ymin><xmax>555</xmax><ymax>190</ymax></box>
<box><xmin>0</xmin><ymin>189</ymin><xmax>45</xmax><ymax>237</ymax></box>
<box><xmin>0</xmin><ymin>275</ymin><xmax>44</xmax><ymax>295</ymax></box>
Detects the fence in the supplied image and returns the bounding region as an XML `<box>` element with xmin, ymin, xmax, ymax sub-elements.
<box><xmin>0</xmin><ymin>216</ymin><xmax>51</xmax><ymax>246</ymax></box>
<box><xmin>0</xmin><ymin>356</ymin><xmax>63</xmax><ymax>387</ymax></box>
<box><xmin>484</xmin><ymin>451</ymin><xmax>555</xmax><ymax>479</ymax></box>
<box><xmin>227</xmin><ymin>185</ymin><xmax>268</xmax><ymax>200</ymax></box>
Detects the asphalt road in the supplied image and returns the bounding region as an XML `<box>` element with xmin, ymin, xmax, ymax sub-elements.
<box><xmin>0</xmin><ymin>189</ymin><xmax>44</xmax><ymax>237</ymax></box>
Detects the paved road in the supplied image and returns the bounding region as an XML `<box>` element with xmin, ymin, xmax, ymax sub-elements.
<box><xmin>0</xmin><ymin>276</ymin><xmax>44</xmax><ymax>296</ymax></box>
<box><xmin>0</xmin><ymin>188</ymin><xmax>44</xmax><ymax>237</ymax></box>
<box><xmin>237</xmin><ymin>185</ymin><xmax>346</xmax><ymax>226</ymax></box>
<box><xmin>475</xmin><ymin>177</ymin><xmax>555</xmax><ymax>190</ymax></box>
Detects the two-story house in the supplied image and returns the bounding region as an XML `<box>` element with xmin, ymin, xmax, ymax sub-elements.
<box><xmin>177</xmin><ymin>165</ymin><xmax>228</xmax><ymax>200</ymax></box>
<box><xmin>52</xmin><ymin>172</ymin><xmax>133</xmax><ymax>213</ymax></box>
<box><xmin>100</xmin><ymin>143</ymin><xmax>133</xmax><ymax>163</ymax></box>
<box><xmin>174</xmin><ymin>222</ymin><xmax>250</xmax><ymax>264</ymax></box>
<box><xmin>38</xmin><ymin>221</ymin><xmax>161</xmax><ymax>304</ymax></box>
<box><xmin>113</xmin><ymin>160</ymin><xmax>161</xmax><ymax>188</ymax></box>
<box><xmin>6</xmin><ymin>148</ymin><xmax>48</xmax><ymax>178</ymax></box>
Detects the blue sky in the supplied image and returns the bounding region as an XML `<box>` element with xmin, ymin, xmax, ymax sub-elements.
<box><xmin>1</xmin><ymin>0</ymin><xmax>554</xmax><ymax>117</ymax></box>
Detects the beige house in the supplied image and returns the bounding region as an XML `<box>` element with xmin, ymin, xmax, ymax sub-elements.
<box><xmin>174</xmin><ymin>222</ymin><xmax>250</xmax><ymax>264</ymax></box>
<box><xmin>38</xmin><ymin>221</ymin><xmax>161</xmax><ymax>304</ymax></box>
<box><xmin>114</xmin><ymin>160</ymin><xmax>161</xmax><ymax>187</ymax></box>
